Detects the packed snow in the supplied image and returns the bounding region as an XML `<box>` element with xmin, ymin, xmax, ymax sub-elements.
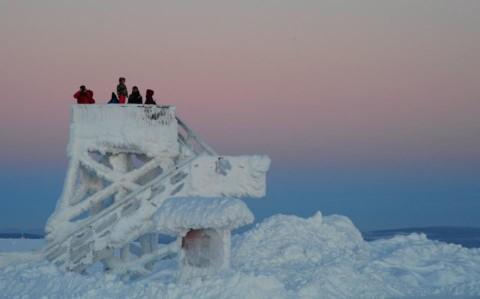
<box><xmin>2</xmin><ymin>212</ymin><xmax>480</xmax><ymax>299</ymax></box>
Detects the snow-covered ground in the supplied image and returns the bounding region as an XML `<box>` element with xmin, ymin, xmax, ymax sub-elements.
<box><xmin>1</xmin><ymin>212</ymin><xmax>480</xmax><ymax>299</ymax></box>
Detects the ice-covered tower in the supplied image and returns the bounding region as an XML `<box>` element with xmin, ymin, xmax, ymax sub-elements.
<box><xmin>44</xmin><ymin>105</ymin><xmax>270</xmax><ymax>275</ymax></box>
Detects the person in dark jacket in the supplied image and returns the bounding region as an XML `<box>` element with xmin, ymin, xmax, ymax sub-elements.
<box><xmin>144</xmin><ymin>89</ymin><xmax>156</xmax><ymax>105</ymax></box>
<box><xmin>116</xmin><ymin>77</ymin><xmax>128</xmax><ymax>104</ymax></box>
<box><xmin>108</xmin><ymin>92</ymin><xmax>119</xmax><ymax>104</ymax></box>
<box><xmin>73</xmin><ymin>85</ymin><xmax>95</xmax><ymax>104</ymax></box>
<box><xmin>128</xmin><ymin>86</ymin><xmax>143</xmax><ymax>104</ymax></box>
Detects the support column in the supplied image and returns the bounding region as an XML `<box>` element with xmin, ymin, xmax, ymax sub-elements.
<box><xmin>109</xmin><ymin>153</ymin><xmax>131</xmax><ymax>262</ymax></box>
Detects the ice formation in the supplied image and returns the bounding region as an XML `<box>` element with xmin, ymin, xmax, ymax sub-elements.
<box><xmin>154</xmin><ymin>197</ymin><xmax>254</xmax><ymax>236</ymax></box>
<box><xmin>43</xmin><ymin>105</ymin><xmax>269</xmax><ymax>275</ymax></box>
<box><xmin>154</xmin><ymin>197</ymin><xmax>255</xmax><ymax>274</ymax></box>
<box><xmin>187</xmin><ymin>156</ymin><xmax>271</xmax><ymax>198</ymax></box>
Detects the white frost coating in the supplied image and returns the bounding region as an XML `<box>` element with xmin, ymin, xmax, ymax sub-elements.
<box><xmin>187</xmin><ymin>155</ymin><xmax>270</xmax><ymax>198</ymax></box>
<box><xmin>42</xmin><ymin>105</ymin><xmax>272</xmax><ymax>274</ymax></box>
<box><xmin>154</xmin><ymin>198</ymin><xmax>254</xmax><ymax>235</ymax></box>
<box><xmin>46</xmin><ymin>103</ymin><xmax>181</xmax><ymax>242</ymax></box>
<box><xmin>107</xmin><ymin>193</ymin><xmax>155</xmax><ymax>247</ymax></box>
<box><xmin>69</xmin><ymin>105</ymin><xmax>179</xmax><ymax>157</ymax></box>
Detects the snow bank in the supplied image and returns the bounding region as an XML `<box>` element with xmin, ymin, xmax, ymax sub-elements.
<box><xmin>187</xmin><ymin>155</ymin><xmax>271</xmax><ymax>198</ymax></box>
<box><xmin>233</xmin><ymin>212</ymin><xmax>480</xmax><ymax>298</ymax></box>
<box><xmin>2</xmin><ymin>212</ymin><xmax>480</xmax><ymax>298</ymax></box>
<box><xmin>154</xmin><ymin>197</ymin><xmax>254</xmax><ymax>235</ymax></box>
<box><xmin>69</xmin><ymin>105</ymin><xmax>179</xmax><ymax>157</ymax></box>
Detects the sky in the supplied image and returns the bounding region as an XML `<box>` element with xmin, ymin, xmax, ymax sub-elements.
<box><xmin>0</xmin><ymin>0</ymin><xmax>479</xmax><ymax>231</ymax></box>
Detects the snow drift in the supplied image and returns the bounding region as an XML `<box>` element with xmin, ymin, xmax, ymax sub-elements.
<box><xmin>1</xmin><ymin>212</ymin><xmax>480</xmax><ymax>299</ymax></box>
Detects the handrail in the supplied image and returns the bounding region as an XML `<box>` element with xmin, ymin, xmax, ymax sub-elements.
<box><xmin>176</xmin><ymin>116</ymin><xmax>217</xmax><ymax>156</ymax></box>
<box><xmin>43</xmin><ymin>153</ymin><xmax>200</xmax><ymax>256</ymax></box>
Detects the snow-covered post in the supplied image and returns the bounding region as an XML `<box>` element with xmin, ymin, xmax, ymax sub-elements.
<box><xmin>109</xmin><ymin>153</ymin><xmax>131</xmax><ymax>261</ymax></box>
<box><xmin>154</xmin><ymin>197</ymin><xmax>255</xmax><ymax>275</ymax></box>
<box><xmin>81</xmin><ymin>169</ymin><xmax>104</xmax><ymax>215</ymax></box>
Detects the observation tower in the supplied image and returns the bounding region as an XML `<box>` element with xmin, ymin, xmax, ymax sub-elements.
<box><xmin>43</xmin><ymin>105</ymin><xmax>270</xmax><ymax>276</ymax></box>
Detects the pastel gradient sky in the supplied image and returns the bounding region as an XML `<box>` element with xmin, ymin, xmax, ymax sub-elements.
<box><xmin>1</xmin><ymin>1</ymin><xmax>479</xmax><ymax>231</ymax></box>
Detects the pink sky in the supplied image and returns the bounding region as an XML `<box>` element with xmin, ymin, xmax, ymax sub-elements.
<box><xmin>1</xmin><ymin>1</ymin><xmax>480</xmax><ymax>230</ymax></box>
<box><xmin>1</xmin><ymin>1</ymin><xmax>479</xmax><ymax>170</ymax></box>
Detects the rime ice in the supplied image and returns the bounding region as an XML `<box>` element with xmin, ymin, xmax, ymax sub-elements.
<box><xmin>44</xmin><ymin>105</ymin><xmax>269</xmax><ymax>274</ymax></box>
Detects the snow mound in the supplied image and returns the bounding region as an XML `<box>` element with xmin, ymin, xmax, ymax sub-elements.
<box><xmin>233</xmin><ymin>212</ymin><xmax>364</xmax><ymax>269</ymax></box>
<box><xmin>2</xmin><ymin>212</ymin><xmax>480</xmax><ymax>298</ymax></box>
<box><xmin>154</xmin><ymin>197</ymin><xmax>254</xmax><ymax>235</ymax></box>
<box><xmin>233</xmin><ymin>212</ymin><xmax>480</xmax><ymax>298</ymax></box>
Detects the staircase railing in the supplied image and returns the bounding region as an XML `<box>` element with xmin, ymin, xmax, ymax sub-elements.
<box><xmin>176</xmin><ymin>116</ymin><xmax>216</xmax><ymax>156</ymax></box>
<box><xmin>43</xmin><ymin>154</ymin><xmax>198</xmax><ymax>269</ymax></box>
<box><xmin>44</xmin><ymin>116</ymin><xmax>217</xmax><ymax>272</ymax></box>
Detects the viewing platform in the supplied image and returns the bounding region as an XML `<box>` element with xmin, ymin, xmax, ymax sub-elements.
<box><xmin>70</xmin><ymin>105</ymin><xmax>179</xmax><ymax>157</ymax></box>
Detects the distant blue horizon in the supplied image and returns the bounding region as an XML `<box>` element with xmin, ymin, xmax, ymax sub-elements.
<box><xmin>1</xmin><ymin>159</ymin><xmax>479</xmax><ymax>232</ymax></box>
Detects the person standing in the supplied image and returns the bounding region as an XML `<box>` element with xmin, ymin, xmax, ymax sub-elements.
<box><xmin>73</xmin><ymin>85</ymin><xmax>95</xmax><ymax>104</ymax></box>
<box><xmin>128</xmin><ymin>86</ymin><xmax>143</xmax><ymax>104</ymax></box>
<box><xmin>144</xmin><ymin>89</ymin><xmax>157</xmax><ymax>105</ymax></box>
<box><xmin>116</xmin><ymin>77</ymin><xmax>128</xmax><ymax>104</ymax></box>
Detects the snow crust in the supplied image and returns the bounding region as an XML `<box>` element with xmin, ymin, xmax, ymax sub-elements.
<box><xmin>154</xmin><ymin>198</ymin><xmax>254</xmax><ymax>235</ymax></box>
<box><xmin>2</xmin><ymin>212</ymin><xmax>480</xmax><ymax>298</ymax></box>
<box><xmin>69</xmin><ymin>105</ymin><xmax>179</xmax><ymax>157</ymax></box>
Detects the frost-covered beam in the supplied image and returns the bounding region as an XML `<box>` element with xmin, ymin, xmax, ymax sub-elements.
<box><xmin>51</xmin><ymin>156</ymin><xmax>171</xmax><ymax>226</ymax></box>
<box><xmin>51</xmin><ymin>183</ymin><xmax>121</xmax><ymax>226</ymax></box>
<box><xmin>79</xmin><ymin>154</ymin><xmax>122</xmax><ymax>183</ymax></box>
<box><xmin>184</xmin><ymin>155</ymin><xmax>271</xmax><ymax>198</ymax></box>
<box><xmin>154</xmin><ymin>197</ymin><xmax>254</xmax><ymax>235</ymax></box>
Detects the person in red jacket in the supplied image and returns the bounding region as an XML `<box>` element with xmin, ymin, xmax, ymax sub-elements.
<box><xmin>73</xmin><ymin>85</ymin><xmax>95</xmax><ymax>104</ymax></box>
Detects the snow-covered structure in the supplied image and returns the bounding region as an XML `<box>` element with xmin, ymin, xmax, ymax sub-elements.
<box><xmin>155</xmin><ymin>197</ymin><xmax>254</xmax><ymax>274</ymax></box>
<box><xmin>43</xmin><ymin>105</ymin><xmax>270</xmax><ymax>275</ymax></box>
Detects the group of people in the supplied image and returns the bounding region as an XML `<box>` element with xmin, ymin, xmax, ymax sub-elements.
<box><xmin>73</xmin><ymin>77</ymin><xmax>157</xmax><ymax>105</ymax></box>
